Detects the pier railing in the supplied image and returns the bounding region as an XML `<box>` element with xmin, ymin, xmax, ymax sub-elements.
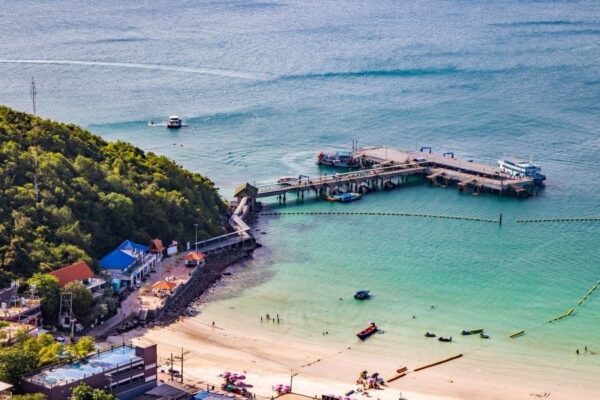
<box><xmin>256</xmin><ymin>162</ymin><xmax>427</xmax><ymax>197</ymax></box>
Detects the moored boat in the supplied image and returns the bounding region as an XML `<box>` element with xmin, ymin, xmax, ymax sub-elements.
<box><xmin>438</xmin><ymin>336</ymin><xmax>452</xmax><ymax>342</ymax></box>
<box><xmin>317</xmin><ymin>151</ymin><xmax>359</xmax><ymax>168</ymax></box>
<box><xmin>461</xmin><ymin>328</ymin><xmax>484</xmax><ymax>335</ymax></box>
<box><xmin>497</xmin><ymin>157</ymin><xmax>545</xmax><ymax>184</ymax></box>
<box><xmin>424</xmin><ymin>332</ymin><xmax>436</xmax><ymax>338</ymax></box>
<box><xmin>325</xmin><ymin>192</ymin><xmax>362</xmax><ymax>202</ymax></box>
<box><xmin>354</xmin><ymin>290</ymin><xmax>371</xmax><ymax>300</ymax></box>
<box><xmin>356</xmin><ymin>322</ymin><xmax>378</xmax><ymax>340</ymax></box>
<box><xmin>277</xmin><ymin>176</ymin><xmax>298</xmax><ymax>185</ymax></box>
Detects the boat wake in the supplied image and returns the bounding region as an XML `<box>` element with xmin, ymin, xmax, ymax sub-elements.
<box><xmin>0</xmin><ymin>59</ymin><xmax>272</xmax><ymax>81</ymax></box>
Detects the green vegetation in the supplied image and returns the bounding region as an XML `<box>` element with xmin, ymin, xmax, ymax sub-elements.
<box><xmin>13</xmin><ymin>394</ymin><xmax>47</xmax><ymax>400</ymax></box>
<box><xmin>26</xmin><ymin>273</ymin><xmax>60</xmax><ymax>326</ymax></box>
<box><xmin>0</xmin><ymin>332</ymin><xmax>96</xmax><ymax>386</ymax></box>
<box><xmin>0</xmin><ymin>106</ymin><xmax>226</xmax><ymax>283</ymax></box>
<box><xmin>64</xmin><ymin>281</ymin><xmax>94</xmax><ymax>326</ymax></box>
<box><xmin>70</xmin><ymin>383</ymin><xmax>115</xmax><ymax>400</ymax></box>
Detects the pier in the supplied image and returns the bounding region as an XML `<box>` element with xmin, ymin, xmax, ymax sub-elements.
<box><xmin>355</xmin><ymin>147</ymin><xmax>539</xmax><ymax>196</ymax></box>
<box><xmin>237</xmin><ymin>146</ymin><xmax>541</xmax><ymax>203</ymax></box>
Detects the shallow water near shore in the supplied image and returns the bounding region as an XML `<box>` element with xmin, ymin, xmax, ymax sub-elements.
<box><xmin>1</xmin><ymin>0</ymin><xmax>600</xmax><ymax>395</ymax></box>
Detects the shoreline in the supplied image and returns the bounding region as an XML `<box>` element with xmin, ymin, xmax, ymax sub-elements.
<box><xmin>109</xmin><ymin>252</ymin><xmax>600</xmax><ymax>400</ymax></box>
<box><xmin>118</xmin><ymin>309</ymin><xmax>599</xmax><ymax>400</ymax></box>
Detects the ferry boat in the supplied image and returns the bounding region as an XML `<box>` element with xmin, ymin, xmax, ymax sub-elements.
<box><xmin>497</xmin><ymin>157</ymin><xmax>546</xmax><ymax>184</ymax></box>
<box><xmin>167</xmin><ymin>115</ymin><xmax>183</xmax><ymax>129</ymax></box>
<box><xmin>317</xmin><ymin>151</ymin><xmax>359</xmax><ymax>168</ymax></box>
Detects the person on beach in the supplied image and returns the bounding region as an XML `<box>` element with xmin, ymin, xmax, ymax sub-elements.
<box><xmin>212</xmin><ymin>321</ymin><xmax>215</xmax><ymax>327</ymax></box>
<box><xmin>261</xmin><ymin>316</ymin><xmax>263</xmax><ymax>323</ymax></box>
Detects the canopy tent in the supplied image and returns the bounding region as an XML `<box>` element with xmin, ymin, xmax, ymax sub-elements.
<box><xmin>151</xmin><ymin>281</ymin><xmax>178</xmax><ymax>291</ymax></box>
<box><xmin>185</xmin><ymin>251</ymin><xmax>206</xmax><ymax>261</ymax></box>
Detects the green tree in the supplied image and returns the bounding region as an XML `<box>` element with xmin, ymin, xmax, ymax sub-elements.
<box><xmin>0</xmin><ymin>346</ymin><xmax>38</xmax><ymax>385</ymax></box>
<box><xmin>13</xmin><ymin>394</ymin><xmax>47</xmax><ymax>400</ymax></box>
<box><xmin>70</xmin><ymin>383</ymin><xmax>115</xmax><ymax>400</ymax></box>
<box><xmin>63</xmin><ymin>281</ymin><xmax>93</xmax><ymax>327</ymax></box>
<box><xmin>66</xmin><ymin>336</ymin><xmax>94</xmax><ymax>360</ymax></box>
<box><xmin>27</xmin><ymin>273</ymin><xmax>60</xmax><ymax>326</ymax></box>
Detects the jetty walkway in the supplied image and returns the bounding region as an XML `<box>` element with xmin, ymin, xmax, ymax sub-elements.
<box><xmin>235</xmin><ymin>146</ymin><xmax>540</xmax><ymax>203</ymax></box>
<box><xmin>253</xmin><ymin>163</ymin><xmax>426</xmax><ymax>200</ymax></box>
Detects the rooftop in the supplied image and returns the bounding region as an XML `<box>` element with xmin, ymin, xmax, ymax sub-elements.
<box><xmin>49</xmin><ymin>261</ymin><xmax>95</xmax><ymax>287</ymax></box>
<box><xmin>25</xmin><ymin>345</ymin><xmax>141</xmax><ymax>388</ymax></box>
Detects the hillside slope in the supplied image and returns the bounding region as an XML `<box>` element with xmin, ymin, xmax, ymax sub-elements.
<box><xmin>0</xmin><ymin>106</ymin><xmax>226</xmax><ymax>283</ymax></box>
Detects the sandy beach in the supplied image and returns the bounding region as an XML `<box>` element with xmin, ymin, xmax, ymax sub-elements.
<box><xmin>111</xmin><ymin>302</ymin><xmax>599</xmax><ymax>400</ymax></box>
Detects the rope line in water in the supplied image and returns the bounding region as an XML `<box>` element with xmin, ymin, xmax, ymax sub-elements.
<box><xmin>256</xmin><ymin>211</ymin><xmax>498</xmax><ymax>223</ymax></box>
<box><xmin>517</xmin><ymin>217</ymin><xmax>600</xmax><ymax>223</ymax></box>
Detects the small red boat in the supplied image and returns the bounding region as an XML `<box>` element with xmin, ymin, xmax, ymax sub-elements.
<box><xmin>356</xmin><ymin>322</ymin><xmax>378</xmax><ymax>340</ymax></box>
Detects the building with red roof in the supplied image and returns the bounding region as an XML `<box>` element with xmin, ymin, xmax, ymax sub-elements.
<box><xmin>50</xmin><ymin>261</ymin><xmax>105</xmax><ymax>298</ymax></box>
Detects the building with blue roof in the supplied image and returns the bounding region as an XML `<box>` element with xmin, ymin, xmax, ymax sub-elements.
<box><xmin>100</xmin><ymin>240</ymin><xmax>162</xmax><ymax>291</ymax></box>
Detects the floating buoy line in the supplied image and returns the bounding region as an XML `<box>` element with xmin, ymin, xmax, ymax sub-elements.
<box><xmin>256</xmin><ymin>211</ymin><xmax>498</xmax><ymax>223</ymax></box>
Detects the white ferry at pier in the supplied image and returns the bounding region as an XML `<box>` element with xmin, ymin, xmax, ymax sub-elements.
<box><xmin>497</xmin><ymin>157</ymin><xmax>546</xmax><ymax>184</ymax></box>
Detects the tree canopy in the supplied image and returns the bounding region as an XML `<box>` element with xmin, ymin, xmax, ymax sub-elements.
<box><xmin>70</xmin><ymin>383</ymin><xmax>115</xmax><ymax>400</ymax></box>
<box><xmin>0</xmin><ymin>106</ymin><xmax>226</xmax><ymax>284</ymax></box>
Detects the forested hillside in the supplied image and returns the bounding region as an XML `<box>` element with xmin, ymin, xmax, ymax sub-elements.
<box><xmin>0</xmin><ymin>106</ymin><xmax>226</xmax><ymax>283</ymax></box>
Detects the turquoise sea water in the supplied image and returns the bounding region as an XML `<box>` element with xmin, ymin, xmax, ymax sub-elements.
<box><xmin>1</xmin><ymin>0</ymin><xmax>600</xmax><ymax>387</ymax></box>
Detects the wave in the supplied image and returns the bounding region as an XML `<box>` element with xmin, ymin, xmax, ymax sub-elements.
<box><xmin>515</xmin><ymin>29</ymin><xmax>600</xmax><ymax>38</ymax></box>
<box><xmin>0</xmin><ymin>59</ymin><xmax>272</xmax><ymax>81</ymax></box>
<box><xmin>279</xmin><ymin>66</ymin><xmax>462</xmax><ymax>81</ymax></box>
<box><xmin>491</xmin><ymin>20</ymin><xmax>586</xmax><ymax>28</ymax></box>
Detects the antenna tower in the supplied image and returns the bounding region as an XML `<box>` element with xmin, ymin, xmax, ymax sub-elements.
<box><xmin>30</xmin><ymin>77</ymin><xmax>37</xmax><ymax>115</ymax></box>
<box><xmin>9</xmin><ymin>280</ymin><xmax>20</xmax><ymax>308</ymax></box>
<box><xmin>59</xmin><ymin>292</ymin><xmax>75</xmax><ymax>338</ymax></box>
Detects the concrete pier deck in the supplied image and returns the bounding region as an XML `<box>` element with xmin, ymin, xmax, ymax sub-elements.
<box><xmin>238</xmin><ymin>146</ymin><xmax>540</xmax><ymax>202</ymax></box>
<box><xmin>355</xmin><ymin>147</ymin><xmax>537</xmax><ymax>195</ymax></box>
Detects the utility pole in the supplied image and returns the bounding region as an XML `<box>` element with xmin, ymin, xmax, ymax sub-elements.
<box><xmin>290</xmin><ymin>370</ymin><xmax>298</xmax><ymax>392</ymax></box>
<box><xmin>30</xmin><ymin>77</ymin><xmax>37</xmax><ymax>115</ymax></box>
<box><xmin>180</xmin><ymin>347</ymin><xmax>184</xmax><ymax>383</ymax></box>
<box><xmin>170</xmin><ymin>353</ymin><xmax>174</xmax><ymax>381</ymax></box>
<box><xmin>194</xmin><ymin>223</ymin><xmax>198</xmax><ymax>252</ymax></box>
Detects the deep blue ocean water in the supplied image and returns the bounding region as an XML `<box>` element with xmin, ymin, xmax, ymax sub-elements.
<box><xmin>1</xmin><ymin>0</ymin><xmax>600</xmax><ymax>389</ymax></box>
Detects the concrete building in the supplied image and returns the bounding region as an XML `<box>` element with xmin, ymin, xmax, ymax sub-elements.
<box><xmin>22</xmin><ymin>343</ymin><xmax>158</xmax><ymax>400</ymax></box>
<box><xmin>100</xmin><ymin>240</ymin><xmax>161</xmax><ymax>292</ymax></box>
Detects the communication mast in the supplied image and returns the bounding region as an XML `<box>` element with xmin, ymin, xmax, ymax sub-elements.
<box><xmin>9</xmin><ymin>280</ymin><xmax>20</xmax><ymax>308</ymax></box>
<box><xmin>59</xmin><ymin>292</ymin><xmax>75</xmax><ymax>338</ymax></box>
<box><xmin>30</xmin><ymin>77</ymin><xmax>37</xmax><ymax>115</ymax></box>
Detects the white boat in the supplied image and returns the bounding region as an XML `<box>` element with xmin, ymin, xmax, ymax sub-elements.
<box><xmin>167</xmin><ymin>115</ymin><xmax>183</xmax><ymax>129</ymax></box>
<box><xmin>277</xmin><ymin>176</ymin><xmax>298</xmax><ymax>185</ymax></box>
<box><xmin>497</xmin><ymin>157</ymin><xmax>546</xmax><ymax>183</ymax></box>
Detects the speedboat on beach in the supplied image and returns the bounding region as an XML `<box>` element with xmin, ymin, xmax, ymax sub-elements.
<box><xmin>356</xmin><ymin>322</ymin><xmax>378</xmax><ymax>340</ymax></box>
